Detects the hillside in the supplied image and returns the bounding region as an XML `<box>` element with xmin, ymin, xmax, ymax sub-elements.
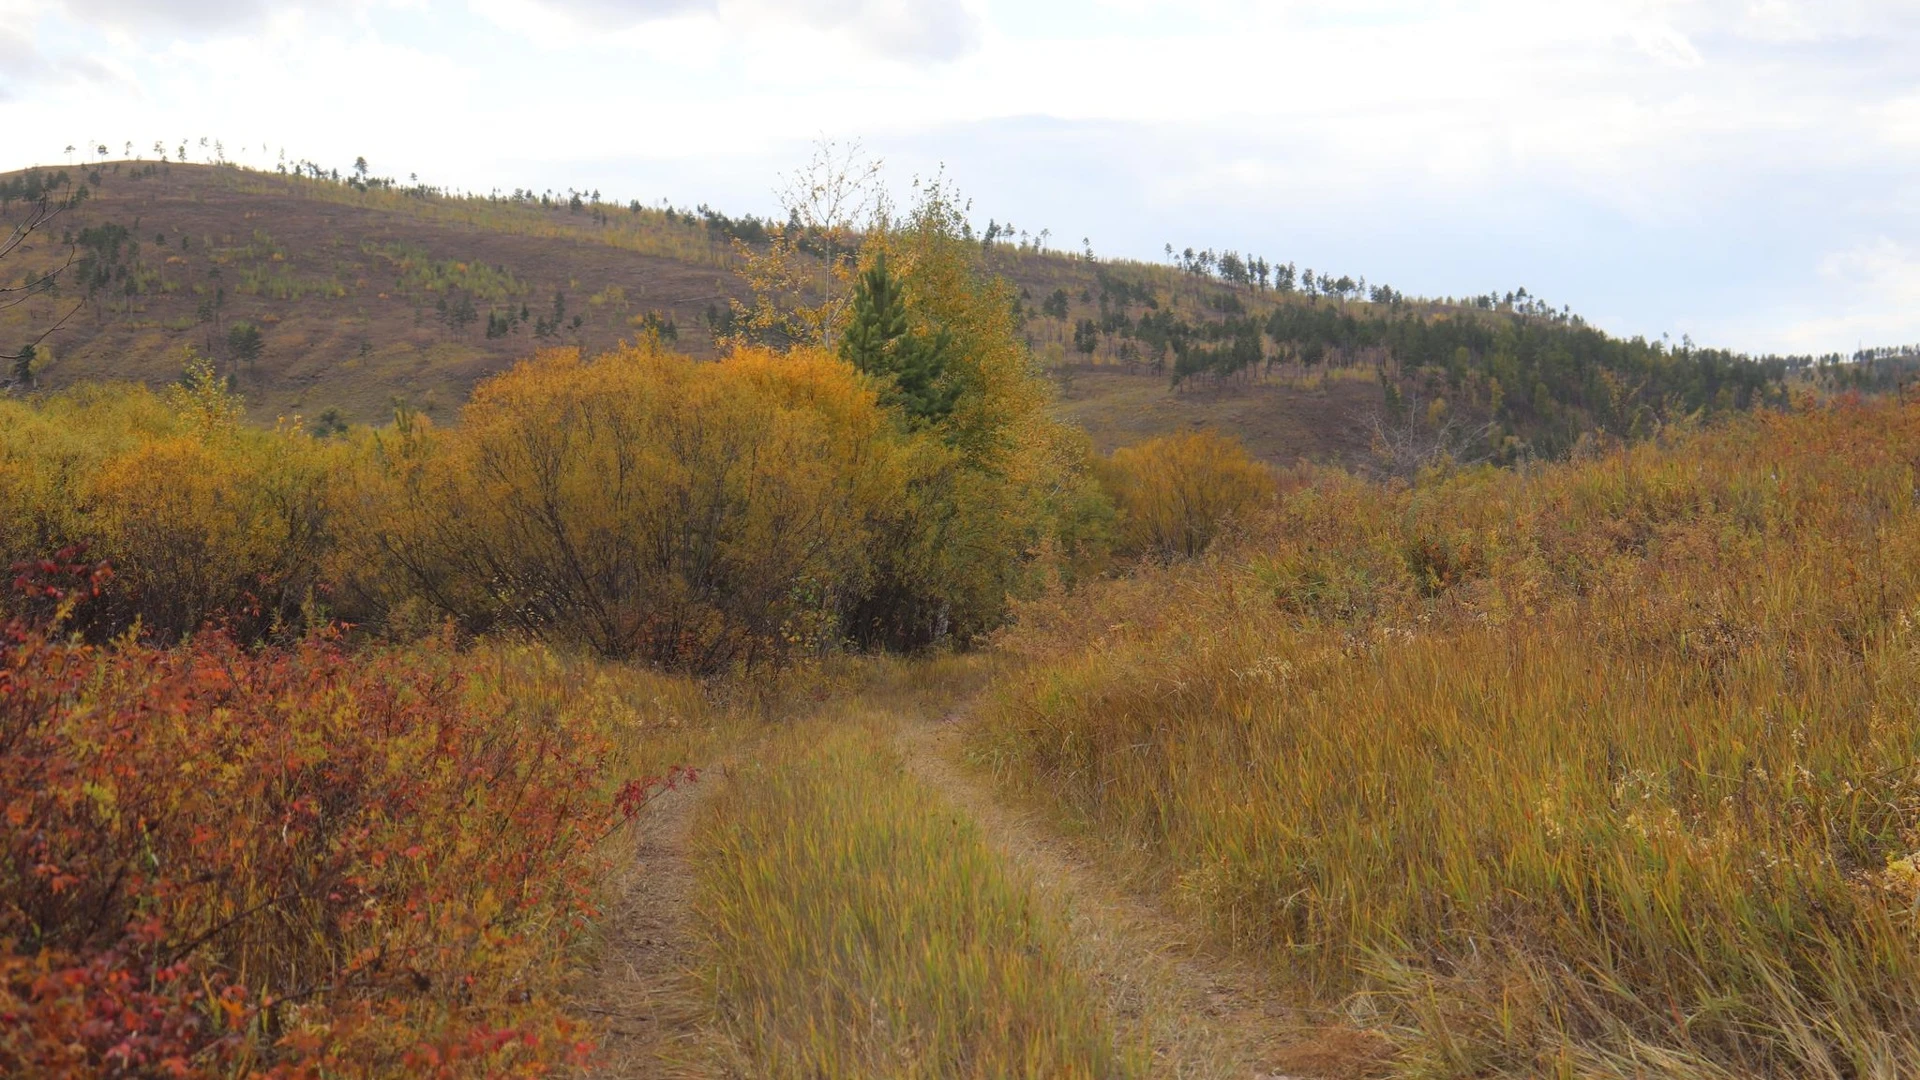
<box><xmin>6</xmin><ymin>160</ymin><xmax>1803</xmax><ymax>466</ymax></box>
<box><xmin>3</xmin><ymin>162</ymin><xmax>744</xmax><ymax>427</ymax></box>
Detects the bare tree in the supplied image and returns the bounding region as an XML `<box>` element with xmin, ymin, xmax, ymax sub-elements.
<box><xmin>726</xmin><ymin>138</ymin><xmax>885</xmax><ymax>351</ymax></box>
<box><xmin>1362</xmin><ymin>389</ymin><xmax>1499</xmax><ymax>480</ymax></box>
<box><xmin>2</xmin><ymin>169</ymin><xmax>91</xmax><ymax>386</ymax></box>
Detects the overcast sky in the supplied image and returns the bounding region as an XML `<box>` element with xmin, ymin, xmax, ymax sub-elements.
<box><xmin>4</xmin><ymin>0</ymin><xmax>1917</xmax><ymax>355</ymax></box>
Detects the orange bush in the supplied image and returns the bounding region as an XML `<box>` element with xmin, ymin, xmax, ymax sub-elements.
<box><xmin>345</xmin><ymin>343</ymin><xmax>909</xmax><ymax>671</ymax></box>
<box><xmin>0</xmin><ymin>368</ymin><xmax>340</xmax><ymax>645</ymax></box>
<box><xmin>1096</xmin><ymin>429</ymin><xmax>1271</xmax><ymax>560</ymax></box>
<box><xmin>0</xmin><ymin>558</ymin><xmax>688</xmax><ymax>1077</ymax></box>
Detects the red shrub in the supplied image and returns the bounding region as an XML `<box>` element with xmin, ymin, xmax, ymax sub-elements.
<box><xmin>0</xmin><ymin>579</ymin><xmax>685</xmax><ymax>1077</ymax></box>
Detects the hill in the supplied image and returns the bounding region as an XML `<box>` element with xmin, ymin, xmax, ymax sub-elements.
<box><xmin>3</xmin><ymin>162</ymin><xmax>744</xmax><ymax>427</ymax></box>
<box><xmin>4</xmin><ymin>160</ymin><xmax>1812</xmax><ymax>466</ymax></box>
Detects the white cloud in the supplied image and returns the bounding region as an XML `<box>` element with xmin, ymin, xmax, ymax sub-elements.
<box><xmin>1771</xmin><ymin>239</ymin><xmax>1920</xmax><ymax>351</ymax></box>
<box><xmin>1880</xmin><ymin>93</ymin><xmax>1920</xmax><ymax>145</ymax></box>
<box><xmin>0</xmin><ymin>25</ymin><xmax>47</xmax><ymax>99</ymax></box>
<box><xmin>486</xmin><ymin>0</ymin><xmax>984</xmax><ymax>60</ymax></box>
<box><xmin>3</xmin><ymin>0</ymin><xmax>1917</xmax><ymax>351</ymax></box>
<box><xmin>0</xmin><ymin>9</ymin><xmax>123</xmax><ymax>100</ymax></box>
<box><xmin>529</xmin><ymin>0</ymin><xmax>706</xmax><ymax>20</ymax></box>
<box><xmin>51</xmin><ymin>0</ymin><xmax>377</xmax><ymax>32</ymax></box>
<box><xmin>61</xmin><ymin>0</ymin><xmax>283</xmax><ymax>29</ymax></box>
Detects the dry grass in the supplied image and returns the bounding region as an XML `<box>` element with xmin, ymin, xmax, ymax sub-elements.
<box><xmin>690</xmin><ymin>691</ymin><xmax>1143</xmax><ymax>1078</ymax></box>
<box><xmin>1</xmin><ymin>163</ymin><xmax>744</xmax><ymax>427</ymax></box>
<box><xmin>976</xmin><ymin>398</ymin><xmax>1920</xmax><ymax>1077</ymax></box>
<box><xmin>1051</xmin><ymin>366</ymin><xmax>1381</xmax><ymax>467</ymax></box>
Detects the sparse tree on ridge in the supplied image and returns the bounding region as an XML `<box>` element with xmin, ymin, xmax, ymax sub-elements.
<box><xmin>726</xmin><ymin>138</ymin><xmax>885</xmax><ymax>351</ymax></box>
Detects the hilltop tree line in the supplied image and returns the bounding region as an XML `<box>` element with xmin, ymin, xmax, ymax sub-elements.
<box><xmin>1016</xmin><ymin>257</ymin><xmax>1812</xmax><ymax>458</ymax></box>
<box><xmin>1089</xmin><ymin>281</ymin><xmax>1787</xmax><ymax>456</ymax></box>
<box><xmin>1816</xmin><ymin>345</ymin><xmax>1920</xmax><ymax>394</ymax></box>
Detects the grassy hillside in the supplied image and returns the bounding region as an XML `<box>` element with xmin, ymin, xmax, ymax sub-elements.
<box><xmin>5</xmin><ymin>160</ymin><xmax>1810</xmax><ymax>467</ymax></box>
<box><xmin>2</xmin><ymin>162</ymin><xmax>746</xmax><ymax>426</ymax></box>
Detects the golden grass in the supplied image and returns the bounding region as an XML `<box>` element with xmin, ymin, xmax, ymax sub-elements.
<box><xmin>691</xmin><ymin>700</ymin><xmax>1142</xmax><ymax>1078</ymax></box>
<box><xmin>461</xmin><ymin>638</ymin><xmax>736</xmax><ymax>781</ymax></box>
<box><xmin>976</xmin><ymin>399</ymin><xmax>1920</xmax><ymax>1077</ymax></box>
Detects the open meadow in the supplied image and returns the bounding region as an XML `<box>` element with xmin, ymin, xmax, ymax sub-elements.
<box><xmin>5</xmin><ymin>141</ymin><xmax>1918</xmax><ymax>1079</ymax></box>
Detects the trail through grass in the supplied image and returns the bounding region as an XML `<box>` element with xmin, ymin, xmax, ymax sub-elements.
<box><xmin>897</xmin><ymin>709</ymin><xmax>1390</xmax><ymax>1080</ymax></box>
<box><xmin>975</xmin><ymin>401</ymin><xmax>1920</xmax><ymax>1077</ymax></box>
<box><xmin>575</xmin><ymin>777</ymin><xmax>713</xmax><ymax>1079</ymax></box>
<box><xmin>582</xmin><ymin>661</ymin><xmax>1388</xmax><ymax>1078</ymax></box>
<box><xmin>688</xmin><ymin>696</ymin><xmax>1138</xmax><ymax>1079</ymax></box>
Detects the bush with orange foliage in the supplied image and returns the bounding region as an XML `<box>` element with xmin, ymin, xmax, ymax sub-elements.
<box><xmin>341</xmin><ymin>342</ymin><xmax>914</xmax><ymax>671</ymax></box>
<box><xmin>0</xmin><ymin>556</ymin><xmax>690</xmax><ymax>1077</ymax></box>
<box><xmin>0</xmin><ymin>359</ymin><xmax>339</xmax><ymax>645</ymax></box>
<box><xmin>1095</xmin><ymin>429</ymin><xmax>1272</xmax><ymax>560</ymax></box>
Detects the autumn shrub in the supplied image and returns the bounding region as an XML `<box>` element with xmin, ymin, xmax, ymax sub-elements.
<box><xmin>0</xmin><ymin>359</ymin><xmax>340</xmax><ymax>642</ymax></box>
<box><xmin>0</xmin><ymin>562</ymin><xmax>701</xmax><ymax>1077</ymax></box>
<box><xmin>339</xmin><ymin>342</ymin><xmax>906</xmax><ymax>671</ymax></box>
<box><xmin>839</xmin><ymin>183</ymin><xmax>1115</xmax><ymax>649</ymax></box>
<box><xmin>1094</xmin><ymin>429</ymin><xmax>1271</xmax><ymax>560</ymax></box>
<box><xmin>977</xmin><ymin>399</ymin><xmax>1920</xmax><ymax>1077</ymax></box>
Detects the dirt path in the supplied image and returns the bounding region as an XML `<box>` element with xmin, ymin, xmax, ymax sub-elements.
<box><xmin>574</xmin><ymin>777</ymin><xmax>714</xmax><ymax>1079</ymax></box>
<box><xmin>895</xmin><ymin>711</ymin><xmax>1388</xmax><ymax>1080</ymax></box>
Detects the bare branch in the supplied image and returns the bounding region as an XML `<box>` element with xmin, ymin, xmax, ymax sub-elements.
<box><xmin>1</xmin><ymin>168</ymin><xmax>92</xmax><ymax>372</ymax></box>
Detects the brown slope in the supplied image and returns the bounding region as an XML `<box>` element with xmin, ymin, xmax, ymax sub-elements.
<box><xmin>6</xmin><ymin>162</ymin><xmax>742</xmax><ymax>426</ymax></box>
<box><xmin>5</xmin><ymin>160</ymin><xmax>1384</xmax><ymax>465</ymax></box>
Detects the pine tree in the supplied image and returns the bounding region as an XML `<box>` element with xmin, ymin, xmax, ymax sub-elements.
<box><xmin>839</xmin><ymin>255</ymin><xmax>957</xmax><ymax>425</ymax></box>
<box><xmin>226</xmin><ymin>322</ymin><xmax>263</xmax><ymax>365</ymax></box>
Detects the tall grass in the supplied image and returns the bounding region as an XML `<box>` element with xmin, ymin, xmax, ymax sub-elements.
<box><xmin>694</xmin><ymin>710</ymin><xmax>1140</xmax><ymax>1078</ymax></box>
<box><xmin>977</xmin><ymin>399</ymin><xmax>1920</xmax><ymax>1077</ymax></box>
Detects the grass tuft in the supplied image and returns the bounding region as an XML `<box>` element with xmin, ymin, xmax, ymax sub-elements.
<box><xmin>694</xmin><ymin>710</ymin><xmax>1140</xmax><ymax>1078</ymax></box>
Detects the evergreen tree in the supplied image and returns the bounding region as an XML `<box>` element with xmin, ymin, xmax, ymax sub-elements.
<box><xmin>226</xmin><ymin>322</ymin><xmax>263</xmax><ymax>365</ymax></box>
<box><xmin>1073</xmin><ymin>317</ymin><xmax>1099</xmax><ymax>356</ymax></box>
<box><xmin>839</xmin><ymin>255</ymin><xmax>957</xmax><ymax>425</ymax></box>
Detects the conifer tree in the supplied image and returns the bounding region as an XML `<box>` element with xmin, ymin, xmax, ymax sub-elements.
<box><xmin>839</xmin><ymin>255</ymin><xmax>957</xmax><ymax>425</ymax></box>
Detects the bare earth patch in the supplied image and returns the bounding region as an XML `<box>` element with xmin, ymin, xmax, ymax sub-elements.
<box><xmin>574</xmin><ymin>778</ymin><xmax>715</xmax><ymax>1080</ymax></box>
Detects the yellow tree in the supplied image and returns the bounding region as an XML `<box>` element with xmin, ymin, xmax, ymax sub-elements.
<box><xmin>840</xmin><ymin>172</ymin><xmax>1114</xmax><ymax>647</ymax></box>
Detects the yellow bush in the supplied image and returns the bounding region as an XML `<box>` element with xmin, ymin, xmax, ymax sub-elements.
<box><xmin>88</xmin><ymin>431</ymin><xmax>334</xmax><ymax>637</ymax></box>
<box><xmin>0</xmin><ymin>372</ymin><xmax>338</xmax><ymax>641</ymax></box>
<box><xmin>346</xmin><ymin>342</ymin><xmax>909</xmax><ymax>670</ymax></box>
<box><xmin>1097</xmin><ymin>430</ymin><xmax>1271</xmax><ymax>559</ymax></box>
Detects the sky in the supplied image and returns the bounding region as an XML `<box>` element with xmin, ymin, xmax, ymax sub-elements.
<box><xmin>3</xmin><ymin>0</ymin><xmax>1917</xmax><ymax>355</ymax></box>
